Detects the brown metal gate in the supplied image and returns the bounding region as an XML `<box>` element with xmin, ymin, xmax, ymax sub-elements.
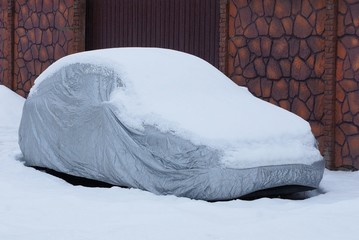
<box><xmin>85</xmin><ymin>0</ymin><xmax>220</xmax><ymax>68</ymax></box>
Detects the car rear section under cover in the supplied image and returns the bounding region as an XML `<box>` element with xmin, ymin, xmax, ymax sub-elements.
<box><xmin>19</xmin><ymin>49</ymin><xmax>324</xmax><ymax>200</ymax></box>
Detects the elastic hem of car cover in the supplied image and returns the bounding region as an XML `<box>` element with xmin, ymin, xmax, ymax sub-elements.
<box><xmin>197</xmin><ymin>159</ymin><xmax>325</xmax><ymax>201</ymax></box>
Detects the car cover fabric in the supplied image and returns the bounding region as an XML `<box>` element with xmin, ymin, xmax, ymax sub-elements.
<box><xmin>19</xmin><ymin>63</ymin><xmax>324</xmax><ymax>201</ymax></box>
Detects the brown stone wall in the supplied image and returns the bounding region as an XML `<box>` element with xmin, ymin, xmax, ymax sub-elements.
<box><xmin>336</xmin><ymin>0</ymin><xmax>359</xmax><ymax>169</ymax></box>
<box><xmin>228</xmin><ymin>0</ymin><xmax>327</xmax><ymax>157</ymax></box>
<box><xmin>0</xmin><ymin>0</ymin><xmax>85</xmax><ymax>97</ymax></box>
<box><xmin>0</xmin><ymin>0</ymin><xmax>12</xmax><ymax>88</ymax></box>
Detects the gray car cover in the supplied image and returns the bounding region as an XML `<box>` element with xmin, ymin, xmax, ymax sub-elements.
<box><xmin>19</xmin><ymin>62</ymin><xmax>324</xmax><ymax>201</ymax></box>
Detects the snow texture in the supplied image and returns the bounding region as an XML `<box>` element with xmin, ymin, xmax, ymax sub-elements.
<box><xmin>0</xmin><ymin>85</ymin><xmax>358</xmax><ymax>240</ymax></box>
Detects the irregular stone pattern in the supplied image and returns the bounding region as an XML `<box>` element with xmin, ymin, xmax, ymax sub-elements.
<box><xmin>336</xmin><ymin>0</ymin><xmax>359</xmax><ymax>169</ymax></box>
<box><xmin>13</xmin><ymin>0</ymin><xmax>76</xmax><ymax>97</ymax></box>
<box><xmin>228</xmin><ymin>0</ymin><xmax>327</xmax><ymax>159</ymax></box>
<box><xmin>0</xmin><ymin>0</ymin><xmax>11</xmax><ymax>88</ymax></box>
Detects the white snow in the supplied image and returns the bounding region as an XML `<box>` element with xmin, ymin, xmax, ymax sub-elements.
<box><xmin>1</xmin><ymin>85</ymin><xmax>359</xmax><ymax>240</ymax></box>
<box><xmin>0</xmin><ymin>86</ymin><xmax>25</xmax><ymax>154</ymax></box>
<box><xmin>0</xmin><ymin>85</ymin><xmax>24</xmax><ymax>128</ymax></box>
<box><xmin>29</xmin><ymin>48</ymin><xmax>321</xmax><ymax>168</ymax></box>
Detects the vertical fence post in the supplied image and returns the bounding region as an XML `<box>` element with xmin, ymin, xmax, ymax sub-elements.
<box><xmin>0</xmin><ymin>0</ymin><xmax>14</xmax><ymax>89</ymax></box>
<box><xmin>323</xmin><ymin>0</ymin><xmax>337</xmax><ymax>169</ymax></box>
<box><xmin>218</xmin><ymin>0</ymin><xmax>228</xmax><ymax>74</ymax></box>
<box><xmin>71</xmin><ymin>0</ymin><xmax>86</xmax><ymax>54</ymax></box>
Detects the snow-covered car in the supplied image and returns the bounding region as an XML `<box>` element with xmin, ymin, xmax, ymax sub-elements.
<box><xmin>19</xmin><ymin>48</ymin><xmax>324</xmax><ymax>200</ymax></box>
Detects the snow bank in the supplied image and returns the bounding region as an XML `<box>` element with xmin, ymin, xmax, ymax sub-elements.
<box><xmin>0</xmin><ymin>85</ymin><xmax>25</xmax><ymax>128</ymax></box>
<box><xmin>29</xmin><ymin>48</ymin><xmax>322</xmax><ymax>168</ymax></box>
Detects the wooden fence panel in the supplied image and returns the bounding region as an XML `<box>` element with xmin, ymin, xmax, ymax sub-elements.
<box><xmin>86</xmin><ymin>0</ymin><xmax>220</xmax><ymax>68</ymax></box>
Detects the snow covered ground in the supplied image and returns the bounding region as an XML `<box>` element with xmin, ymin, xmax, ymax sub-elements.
<box><xmin>1</xmin><ymin>85</ymin><xmax>359</xmax><ymax>240</ymax></box>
